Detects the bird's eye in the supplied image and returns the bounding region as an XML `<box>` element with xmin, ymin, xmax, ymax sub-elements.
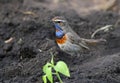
<box><xmin>57</xmin><ymin>21</ymin><xmax>61</xmax><ymax>23</ymax></box>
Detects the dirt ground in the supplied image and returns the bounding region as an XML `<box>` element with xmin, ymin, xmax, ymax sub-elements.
<box><xmin>0</xmin><ymin>0</ymin><xmax>120</xmax><ymax>83</ymax></box>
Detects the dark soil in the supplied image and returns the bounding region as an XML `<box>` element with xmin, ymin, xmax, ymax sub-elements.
<box><xmin>0</xmin><ymin>1</ymin><xmax>120</xmax><ymax>83</ymax></box>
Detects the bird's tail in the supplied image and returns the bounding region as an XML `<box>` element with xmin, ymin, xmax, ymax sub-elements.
<box><xmin>81</xmin><ymin>38</ymin><xmax>106</xmax><ymax>46</ymax></box>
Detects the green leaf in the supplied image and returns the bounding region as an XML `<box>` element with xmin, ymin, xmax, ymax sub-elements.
<box><xmin>54</xmin><ymin>61</ymin><xmax>70</xmax><ymax>77</ymax></box>
<box><xmin>46</xmin><ymin>67</ymin><xmax>53</xmax><ymax>83</ymax></box>
<box><xmin>43</xmin><ymin>63</ymin><xmax>51</xmax><ymax>73</ymax></box>
<box><xmin>42</xmin><ymin>75</ymin><xmax>47</xmax><ymax>83</ymax></box>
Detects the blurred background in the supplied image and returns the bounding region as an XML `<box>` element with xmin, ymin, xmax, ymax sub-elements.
<box><xmin>0</xmin><ymin>0</ymin><xmax>119</xmax><ymax>16</ymax></box>
<box><xmin>0</xmin><ymin>0</ymin><xmax>120</xmax><ymax>83</ymax></box>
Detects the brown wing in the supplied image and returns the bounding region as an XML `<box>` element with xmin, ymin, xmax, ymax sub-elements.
<box><xmin>66</xmin><ymin>32</ymin><xmax>90</xmax><ymax>50</ymax></box>
<box><xmin>66</xmin><ymin>32</ymin><xmax>106</xmax><ymax>49</ymax></box>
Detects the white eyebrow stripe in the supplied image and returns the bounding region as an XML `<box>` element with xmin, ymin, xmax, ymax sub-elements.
<box><xmin>54</xmin><ymin>19</ymin><xmax>66</xmax><ymax>22</ymax></box>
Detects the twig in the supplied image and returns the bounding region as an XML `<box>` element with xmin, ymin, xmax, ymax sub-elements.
<box><xmin>91</xmin><ymin>25</ymin><xmax>113</xmax><ymax>38</ymax></box>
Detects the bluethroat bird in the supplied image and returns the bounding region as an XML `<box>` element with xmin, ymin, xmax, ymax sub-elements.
<box><xmin>52</xmin><ymin>16</ymin><xmax>106</xmax><ymax>56</ymax></box>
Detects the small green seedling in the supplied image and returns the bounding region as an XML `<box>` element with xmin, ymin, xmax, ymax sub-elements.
<box><xmin>42</xmin><ymin>53</ymin><xmax>70</xmax><ymax>83</ymax></box>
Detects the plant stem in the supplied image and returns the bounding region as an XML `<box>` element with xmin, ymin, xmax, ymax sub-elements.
<box><xmin>56</xmin><ymin>72</ymin><xmax>63</xmax><ymax>83</ymax></box>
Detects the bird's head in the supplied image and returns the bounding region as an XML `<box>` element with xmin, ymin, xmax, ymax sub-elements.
<box><xmin>52</xmin><ymin>16</ymin><xmax>67</xmax><ymax>31</ymax></box>
<box><xmin>52</xmin><ymin>16</ymin><xmax>67</xmax><ymax>38</ymax></box>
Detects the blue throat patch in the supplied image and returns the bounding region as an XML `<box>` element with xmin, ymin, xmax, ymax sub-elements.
<box><xmin>55</xmin><ymin>24</ymin><xmax>62</xmax><ymax>31</ymax></box>
<box><xmin>56</xmin><ymin>30</ymin><xmax>64</xmax><ymax>38</ymax></box>
<box><xmin>54</xmin><ymin>23</ymin><xmax>64</xmax><ymax>38</ymax></box>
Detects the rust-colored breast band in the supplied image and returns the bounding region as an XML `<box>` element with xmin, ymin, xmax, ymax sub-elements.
<box><xmin>56</xmin><ymin>34</ymin><xmax>67</xmax><ymax>44</ymax></box>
